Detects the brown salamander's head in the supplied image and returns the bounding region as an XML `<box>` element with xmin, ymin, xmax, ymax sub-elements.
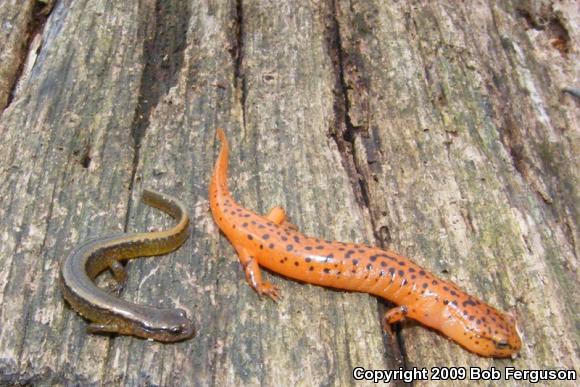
<box><xmin>134</xmin><ymin>308</ymin><xmax>195</xmax><ymax>342</ymax></box>
<box><xmin>440</xmin><ymin>303</ymin><xmax>522</xmax><ymax>358</ymax></box>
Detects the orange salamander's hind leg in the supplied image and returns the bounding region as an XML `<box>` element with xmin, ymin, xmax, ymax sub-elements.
<box><xmin>235</xmin><ymin>245</ymin><xmax>281</xmax><ymax>302</ymax></box>
<box><xmin>265</xmin><ymin>206</ymin><xmax>298</xmax><ymax>230</ymax></box>
<box><xmin>382</xmin><ymin>305</ymin><xmax>409</xmax><ymax>334</ymax></box>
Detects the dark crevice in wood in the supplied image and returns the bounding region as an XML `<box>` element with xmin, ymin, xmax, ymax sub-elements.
<box><xmin>4</xmin><ymin>1</ymin><xmax>54</xmax><ymax>110</ymax></box>
<box><xmin>515</xmin><ymin>5</ymin><xmax>570</xmax><ymax>56</ymax></box>
<box><xmin>231</xmin><ymin>0</ymin><xmax>246</xmax><ymax>129</ymax></box>
<box><xmin>563</xmin><ymin>220</ymin><xmax>577</xmax><ymax>260</ymax></box>
<box><xmin>71</xmin><ymin>144</ymin><xmax>92</xmax><ymax>169</ymax></box>
<box><xmin>127</xmin><ymin>0</ymin><xmax>190</xmax><ymax>226</ymax></box>
<box><xmin>561</xmin><ymin>86</ymin><xmax>580</xmax><ymax>100</ymax></box>
<box><xmin>0</xmin><ymin>368</ymin><xmax>53</xmax><ymax>386</ymax></box>
<box><xmin>326</xmin><ymin>1</ymin><xmax>369</xmax><ymax>211</ymax></box>
<box><xmin>326</xmin><ymin>0</ymin><xmax>407</xmax><ymax>369</ymax></box>
<box><xmin>499</xmin><ymin>110</ymin><xmax>556</xmax><ymax>206</ymax></box>
<box><xmin>80</xmin><ymin>147</ymin><xmax>92</xmax><ymax>169</ymax></box>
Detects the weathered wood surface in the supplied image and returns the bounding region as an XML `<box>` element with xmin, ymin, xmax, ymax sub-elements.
<box><xmin>1</xmin><ymin>0</ymin><xmax>33</xmax><ymax>109</ymax></box>
<box><xmin>0</xmin><ymin>0</ymin><xmax>578</xmax><ymax>385</ymax></box>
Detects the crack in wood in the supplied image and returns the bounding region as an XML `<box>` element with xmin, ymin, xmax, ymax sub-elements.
<box><xmin>326</xmin><ymin>0</ymin><xmax>369</xmax><ymax>211</ymax></box>
<box><xmin>231</xmin><ymin>0</ymin><xmax>246</xmax><ymax>129</ymax></box>
<box><xmin>127</xmin><ymin>0</ymin><xmax>190</xmax><ymax>228</ymax></box>
<box><xmin>500</xmin><ymin>115</ymin><xmax>554</xmax><ymax>205</ymax></box>
<box><xmin>515</xmin><ymin>4</ymin><xmax>571</xmax><ymax>56</ymax></box>
<box><xmin>4</xmin><ymin>1</ymin><xmax>54</xmax><ymax>110</ymax></box>
<box><xmin>326</xmin><ymin>0</ymin><xmax>407</xmax><ymax>371</ymax></box>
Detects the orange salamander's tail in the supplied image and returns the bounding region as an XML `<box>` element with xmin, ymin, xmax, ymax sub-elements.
<box><xmin>209</xmin><ymin>128</ymin><xmax>522</xmax><ymax>358</ymax></box>
<box><xmin>212</xmin><ymin>128</ymin><xmax>229</xmax><ymax>195</ymax></box>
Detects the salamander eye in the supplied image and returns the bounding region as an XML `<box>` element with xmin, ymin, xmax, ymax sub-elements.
<box><xmin>168</xmin><ymin>326</ymin><xmax>183</xmax><ymax>334</ymax></box>
<box><xmin>496</xmin><ymin>340</ymin><xmax>510</xmax><ymax>349</ymax></box>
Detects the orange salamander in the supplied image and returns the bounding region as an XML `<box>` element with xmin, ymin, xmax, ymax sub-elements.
<box><xmin>209</xmin><ymin>128</ymin><xmax>522</xmax><ymax>358</ymax></box>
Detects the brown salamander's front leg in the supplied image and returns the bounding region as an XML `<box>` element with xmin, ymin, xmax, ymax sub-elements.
<box><xmin>87</xmin><ymin>321</ymin><xmax>121</xmax><ymax>335</ymax></box>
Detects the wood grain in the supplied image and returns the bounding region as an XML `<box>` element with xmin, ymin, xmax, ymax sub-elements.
<box><xmin>0</xmin><ymin>0</ymin><xmax>578</xmax><ymax>385</ymax></box>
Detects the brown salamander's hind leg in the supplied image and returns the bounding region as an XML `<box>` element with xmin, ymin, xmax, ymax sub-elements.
<box><xmin>265</xmin><ymin>206</ymin><xmax>298</xmax><ymax>230</ymax></box>
<box><xmin>108</xmin><ymin>260</ymin><xmax>128</xmax><ymax>294</ymax></box>
<box><xmin>236</xmin><ymin>245</ymin><xmax>281</xmax><ymax>302</ymax></box>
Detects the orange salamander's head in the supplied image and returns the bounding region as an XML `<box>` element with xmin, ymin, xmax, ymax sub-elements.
<box><xmin>440</xmin><ymin>303</ymin><xmax>522</xmax><ymax>358</ymax></box>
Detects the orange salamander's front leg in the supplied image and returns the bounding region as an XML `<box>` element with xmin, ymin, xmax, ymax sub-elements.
<box><xmin>237</xmin><ymin>205</ymin><xmax>297</xmax><ymax>300</ymax></box>
<box><xmin>266</xmin><ymin>206</ymin><xmax>299</xmax><ymax>230</ymax></box>
<box><xmin>265</xmin><ymin>206</ymin><xmax>286</xmax><ymax>224</ymax></box>
<box><xmin>232</xmin><ymin>206</ymin><xmax>288</xmax><ymax>301</ymax></box>
<box><xmin>235</xmin><ymin>245</ymin><xmax>281</xmax><ymax>302</ymax></box>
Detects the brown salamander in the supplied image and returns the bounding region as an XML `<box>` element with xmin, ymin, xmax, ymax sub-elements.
<box><xmin>60</xmin><ymin>189</ymin><xmax>194</xmax><ymax>342</ymax></box>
